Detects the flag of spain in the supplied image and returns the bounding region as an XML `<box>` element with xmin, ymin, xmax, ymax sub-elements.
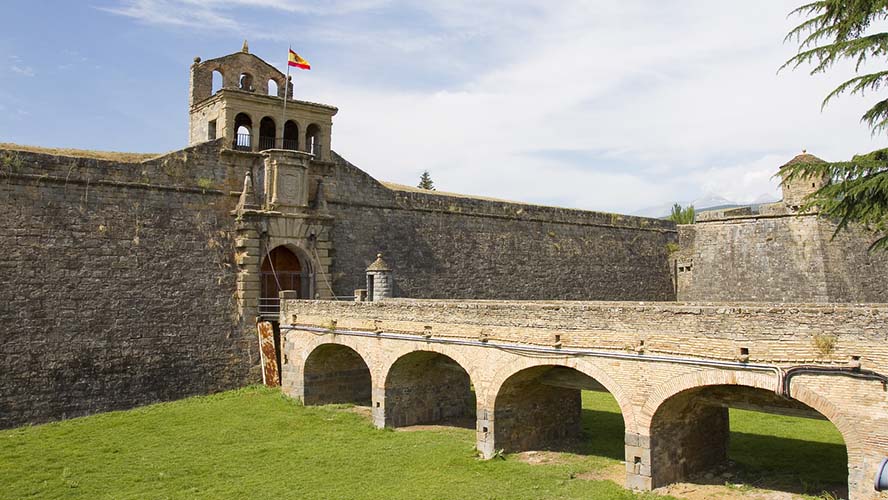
<box><xmin>288</xmin><ymin>49</ymin><xmax>310</xmax><ymax>70</ymax></box>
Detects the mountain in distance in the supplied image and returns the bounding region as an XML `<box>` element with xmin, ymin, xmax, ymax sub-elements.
<box><xmin>633</xmin><ymin>193</ymin><xmax>781</xmax><ymax>218</ymax></box>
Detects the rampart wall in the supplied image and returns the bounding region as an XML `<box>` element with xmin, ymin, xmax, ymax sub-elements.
<box><xmin>325</xmin><ymin>154</ymin><xmax>678</xmax><ymax>301</ymax></box>
<box><xmin>675</xmin><ymin>214</ymin><xmax>888</xmax><ymax>303</ymax></box>
<box><xmin>0</xmin><ymin>144</ymin><xmax>256</xmax><ymax>429</ymax></box>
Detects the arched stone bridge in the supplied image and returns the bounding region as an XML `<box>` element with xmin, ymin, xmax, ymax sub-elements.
<box><xmin>278</xmin><ymin>297</ymin><xmax>888</xmax><ymax>500</ymax></box>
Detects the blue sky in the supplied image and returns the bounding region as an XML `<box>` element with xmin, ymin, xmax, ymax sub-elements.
<box><xmin>1</xmin><ymin>0</ymin><xmax>886</xmax><ymax>214</ymax></box>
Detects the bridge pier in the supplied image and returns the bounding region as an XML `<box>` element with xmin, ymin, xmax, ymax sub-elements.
<box><xmin>371</xmin><ymin>386</ymin><xmax>385</xmax><ymax>428</ymax></box>
<box><xmin>649</xmin><ymin>399</ymin><xmax>730</xmax><ymax>487</ymax></box>
<box><xmin>624</xmin><ymin>432</ymin><xmax>652</xmax><ymax>490</ymax></box>
<box><xmin>476</xmin><ymin>407</ymin><xmax>495</xmax><ymax>458</ymax></box>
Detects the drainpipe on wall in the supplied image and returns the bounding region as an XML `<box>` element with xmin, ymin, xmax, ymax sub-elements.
<box><xmin>876</xmin><ymin>457</ymin><xmax>888</xmax><ymax>491</ymax></box>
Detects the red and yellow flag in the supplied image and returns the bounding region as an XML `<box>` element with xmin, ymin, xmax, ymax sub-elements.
<box><xmin>288</xmin><ymin>49</ymin><xmax>310</xmax><ymax>70</ymax></box>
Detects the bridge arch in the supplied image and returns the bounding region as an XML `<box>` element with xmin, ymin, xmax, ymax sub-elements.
<box><xmin>489</xmin><ymin>359</ymin><xmax>634</xmax><ymax>458</ymax></box>
<box><xmin>487</xmin><ymin>356</ymin><xmax>636</xmax><ymax>433</ymax></box>
<box><xmin>382</xmin><ymin>350</ymin><xmax>476</xmax><ymax>428</ymax></box>
<box><xmin>642</xmin><ymin>369</ymin><xmax>856</xmax><ymax>495</ymax></box>
<box><xmin>301</xmin><ymin>342</ymin><xmax>373</xmax><ymax>406</ymax></box>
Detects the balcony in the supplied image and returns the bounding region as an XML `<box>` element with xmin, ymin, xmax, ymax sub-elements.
<box><xmin>234</xmin><ymin>133</ymin><xmax>251</xmax><ymax>151</ymax></box>
<box><xmin>232</xmin><ymin>135</ymin><xmax>307</xmax><ymax>153</ymax></box>
<box><xmin>258</xmin><ymin>136</ymin><xmax>276</xmax><ymax>151</ymax></box>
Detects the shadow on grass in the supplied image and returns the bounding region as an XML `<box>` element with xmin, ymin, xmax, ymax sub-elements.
<box><xmin>723</xmin><ymin>431</ymin><xmax>848</xmax><ymax>498</ymax></box>
<box><xmin>530</xmin><ymin>409</ymin><xmax>627</xmax><ymax>460</ymax></box>
<box><xmin>543</xmin><ymin>409</ymin><xmax>848</xmax><ymax>499</ymax></box>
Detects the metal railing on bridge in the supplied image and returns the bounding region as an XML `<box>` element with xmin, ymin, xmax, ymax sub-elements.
<box><xmin>258</xmin><ymin>298</ymin><xmax>281</xmax><ymax>322</ymax></box>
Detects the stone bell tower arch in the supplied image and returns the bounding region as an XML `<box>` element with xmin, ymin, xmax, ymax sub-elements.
<box><xmin>188</xmin><ymin>42</ymin><xmax>336</xmax><ymax>160</ymax></box>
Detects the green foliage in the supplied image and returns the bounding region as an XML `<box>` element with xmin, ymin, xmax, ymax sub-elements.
<box><xmin>0</xmin><ymin>152</ymin><xmax>22</xmax><ymax>173</ymax></box>
<box><xmin>782</xmin><ymin>1</ymin><xmax>888</xmax><ymax>133</ymax></box>
<box><xmin>780</xmin><ymin>150</ymin><xmax>888</xmax><ymax>250</ymax></box>
<box><xmin>196</xmin><ymin>177</ymin><xmax>214</xmax><ymax>190</ymax></box>
<box><xmin>781</xmin><ymin>2</ymin><xmax>888</xmax><ymax>250</ymax></box>
<box><xmin>418</xmin><ymin>170</ymin><xmax>435</xmax><ymax>190</ymax></box>
<box><xmin>667</xmin><ymin>203</ymin><xmax>695</xmax><ymax>224</ymax></box>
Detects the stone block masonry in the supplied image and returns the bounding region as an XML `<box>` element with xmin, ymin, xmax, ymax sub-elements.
<box><xmin>325</xmin><ymin>154</ymin><xmax>678</xmax><ymax>301</ymax></box>
<box><xmin>0</xmin><ymin>145</ymin><xmax>256</xmax><ymax>429</ymax></box>
<box><xmin>280</xmin><ymin>298</ymin><xmax>888</xmax><ymax>500</ymax></box>
<box><xmin>676</xmin><ymin>213</ymin><xmax>888</xmax><ymax>303</ymax></box>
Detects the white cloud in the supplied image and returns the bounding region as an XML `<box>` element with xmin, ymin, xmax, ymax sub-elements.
<box><xmin>102</xmin><ymin>0</ymin><xmax>888</xmax><ymax>214</ymax></box>
<box><xmin>10</xmin><ymin>65</ymin><xmax>34</xmax><ymax>77</ymax></box>
<box><xmin>98</xmin><ymin>0</ymin><xmax>388</xmax><ymax>30</ymax></box>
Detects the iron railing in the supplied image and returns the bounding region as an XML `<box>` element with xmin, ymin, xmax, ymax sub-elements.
<box><xmin>258</xmin><ymin>136</ymin><xmax>276</xmax><ymax>151</ymax></box>
<box><xmin>234</xmin><ymin>133</ymin><xmax>252</xmax><ymax>151</ymax></box>
<box><xmin>258</xmin><ymin>297</ymin><xmax>281</xmax><ymax>322</ymax></box>
<box><xmin>282</xmin><ymin>139</ymin><xmax>298</xmax><ymax>151</ymax></box>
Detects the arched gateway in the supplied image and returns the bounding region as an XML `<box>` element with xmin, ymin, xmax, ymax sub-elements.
<box><xmin>259</xmin><ymin>246</ymin><xmax>311</xmax><ymax>321</ymax></box>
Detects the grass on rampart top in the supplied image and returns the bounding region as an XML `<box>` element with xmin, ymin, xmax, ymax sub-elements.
<box><xmin>0</xmin><ymin>143</ymin><xmax>160</xmax><ymax>163</ymax></box>
<box><xmin>0</xmin><ymin>387</ymin><xmax>846</xmax><ymax>499</ymax></box>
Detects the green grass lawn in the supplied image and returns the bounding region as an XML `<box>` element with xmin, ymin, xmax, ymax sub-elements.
<box><xmin>0</xmin><ymin>387</ymin><xmax>846</xmax><ymax>500</ymax></box>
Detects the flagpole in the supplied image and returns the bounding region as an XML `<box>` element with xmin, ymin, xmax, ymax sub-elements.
<box><xmin>280</xmin><ymin>46</ymin><xmax>291</xmax><ymax>149</ymax></box>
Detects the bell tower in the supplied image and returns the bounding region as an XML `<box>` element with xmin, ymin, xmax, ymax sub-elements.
<box><xmin>188</xmin><ymin>42</ymin><xmax>337</xmax><ymax>161</ymax></box>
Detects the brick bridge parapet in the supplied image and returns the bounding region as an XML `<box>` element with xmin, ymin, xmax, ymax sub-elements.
<box><xmin>279</xmin><ymin>298</ymin><xmax>888</xmax><ymax>500</ymax></box>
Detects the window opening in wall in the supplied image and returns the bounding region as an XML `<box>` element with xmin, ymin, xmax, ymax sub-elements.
<box><xmin>234</xmin><ymin>113</ymin><xmax>252</xmax><ymax>151</ymax></box>
<box><xmin>306</xmin><ymin>123</ymin><xmax>321</xmax><ymax>157</ymax></box>
<box><xmin>212</xmin><ymin>70</ymin><xmax>223</xmax><ymax>94</ymax></box>
<box><xmin>259</xmin><ymin>117</ymin><xmax>276</xmax><ymax>151</ymax></box>
<box><xmin>239</xmin><ymin>72</ymin><xmax>254</xmax><ymax>91</ymax></box>
<box><xmin>367</xmin><ymin>274</ymin><xmax>375</xmax><ymax>301</ymax></box>
<box><xmin>283</xmin><ymin>121</ymin><xmax>298</xmax><ymax>150</ymax></box>
<box><xmin>207</xmin><ymin>119</ymin><xmax>217</xmax><ymax>141</ymax></box>
<box><xmin>268</xmin><ymin>79</ymin><xmax>278</xmax><ymax>96</ymax></box>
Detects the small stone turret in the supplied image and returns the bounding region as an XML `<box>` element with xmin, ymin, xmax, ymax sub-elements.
<box><xmin>780</xmin><ymin>150</ymin><xmax>829</xmax><ymax>211</ymax></box>
<box><xmin>366</xmin><ymin>254</ymin><xmax>393</xmax><ymax>301</ymax></box>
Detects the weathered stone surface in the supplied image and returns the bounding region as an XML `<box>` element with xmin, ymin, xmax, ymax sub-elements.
<box><xmin>280</xmin><ymin>298</ymin><xmax>888</xmax><ymax>500</ymax></box>
<box><xmin>676</xmin><ymin>215</ymin><xmax>888</xmax><ymax>303</ymax></box>
<box><xmin>0</xmin><ymin>145</ymin><xmax>256</xmax><ymax>429</ymax></box>
<box><xmin>326</xmin><ymin>154</ymin><xmax>677</xmax><ymax>301</ymax></box>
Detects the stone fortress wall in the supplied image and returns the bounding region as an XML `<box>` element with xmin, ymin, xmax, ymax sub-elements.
<box><xmin>675</xmin><ymin>215</ymin><xmax>888</xmax><ymax>303</ymax></box>
<box><xmin>0</xmin><ymin>143</ymin><xmax>255</xmax><ymax>429</ymax></box>
<box><xmin>674</xmin><ymin>152</ymin><xmax>888</xmax><ymax>303</ymax></box>
<box><xmin>0</xmin><ymin>135</ymin><xmax>676</xmax><ymax>428</ymax></box>
<box><xmin>673</xmin><ymin>153</ymin><xmax>888</xmax><ymax>304</ymax></box>
<box><xmin>324</xmin><ymin>153</ymin><xmax>677</xmax><ymax>301</ymax></box>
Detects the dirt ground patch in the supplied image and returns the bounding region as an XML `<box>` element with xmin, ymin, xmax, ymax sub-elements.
<box><xmin>393</xmin><ymin>416</ymin><xmax>475</xmax><ymax>431</ymax></box>
<box><xmin>575</xmin><ymin>462</ymin><xmax>626</xmax><ymax>483</ymax></box>
<box><xmin>654</xmin><ymin>482</ymin><xmax>806</xmax><ymax>500</ymax></box>
<box><xmin>513</xmin><ymin>450</ymin><xmax>580</xmax><ymax>466</ymax></box>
